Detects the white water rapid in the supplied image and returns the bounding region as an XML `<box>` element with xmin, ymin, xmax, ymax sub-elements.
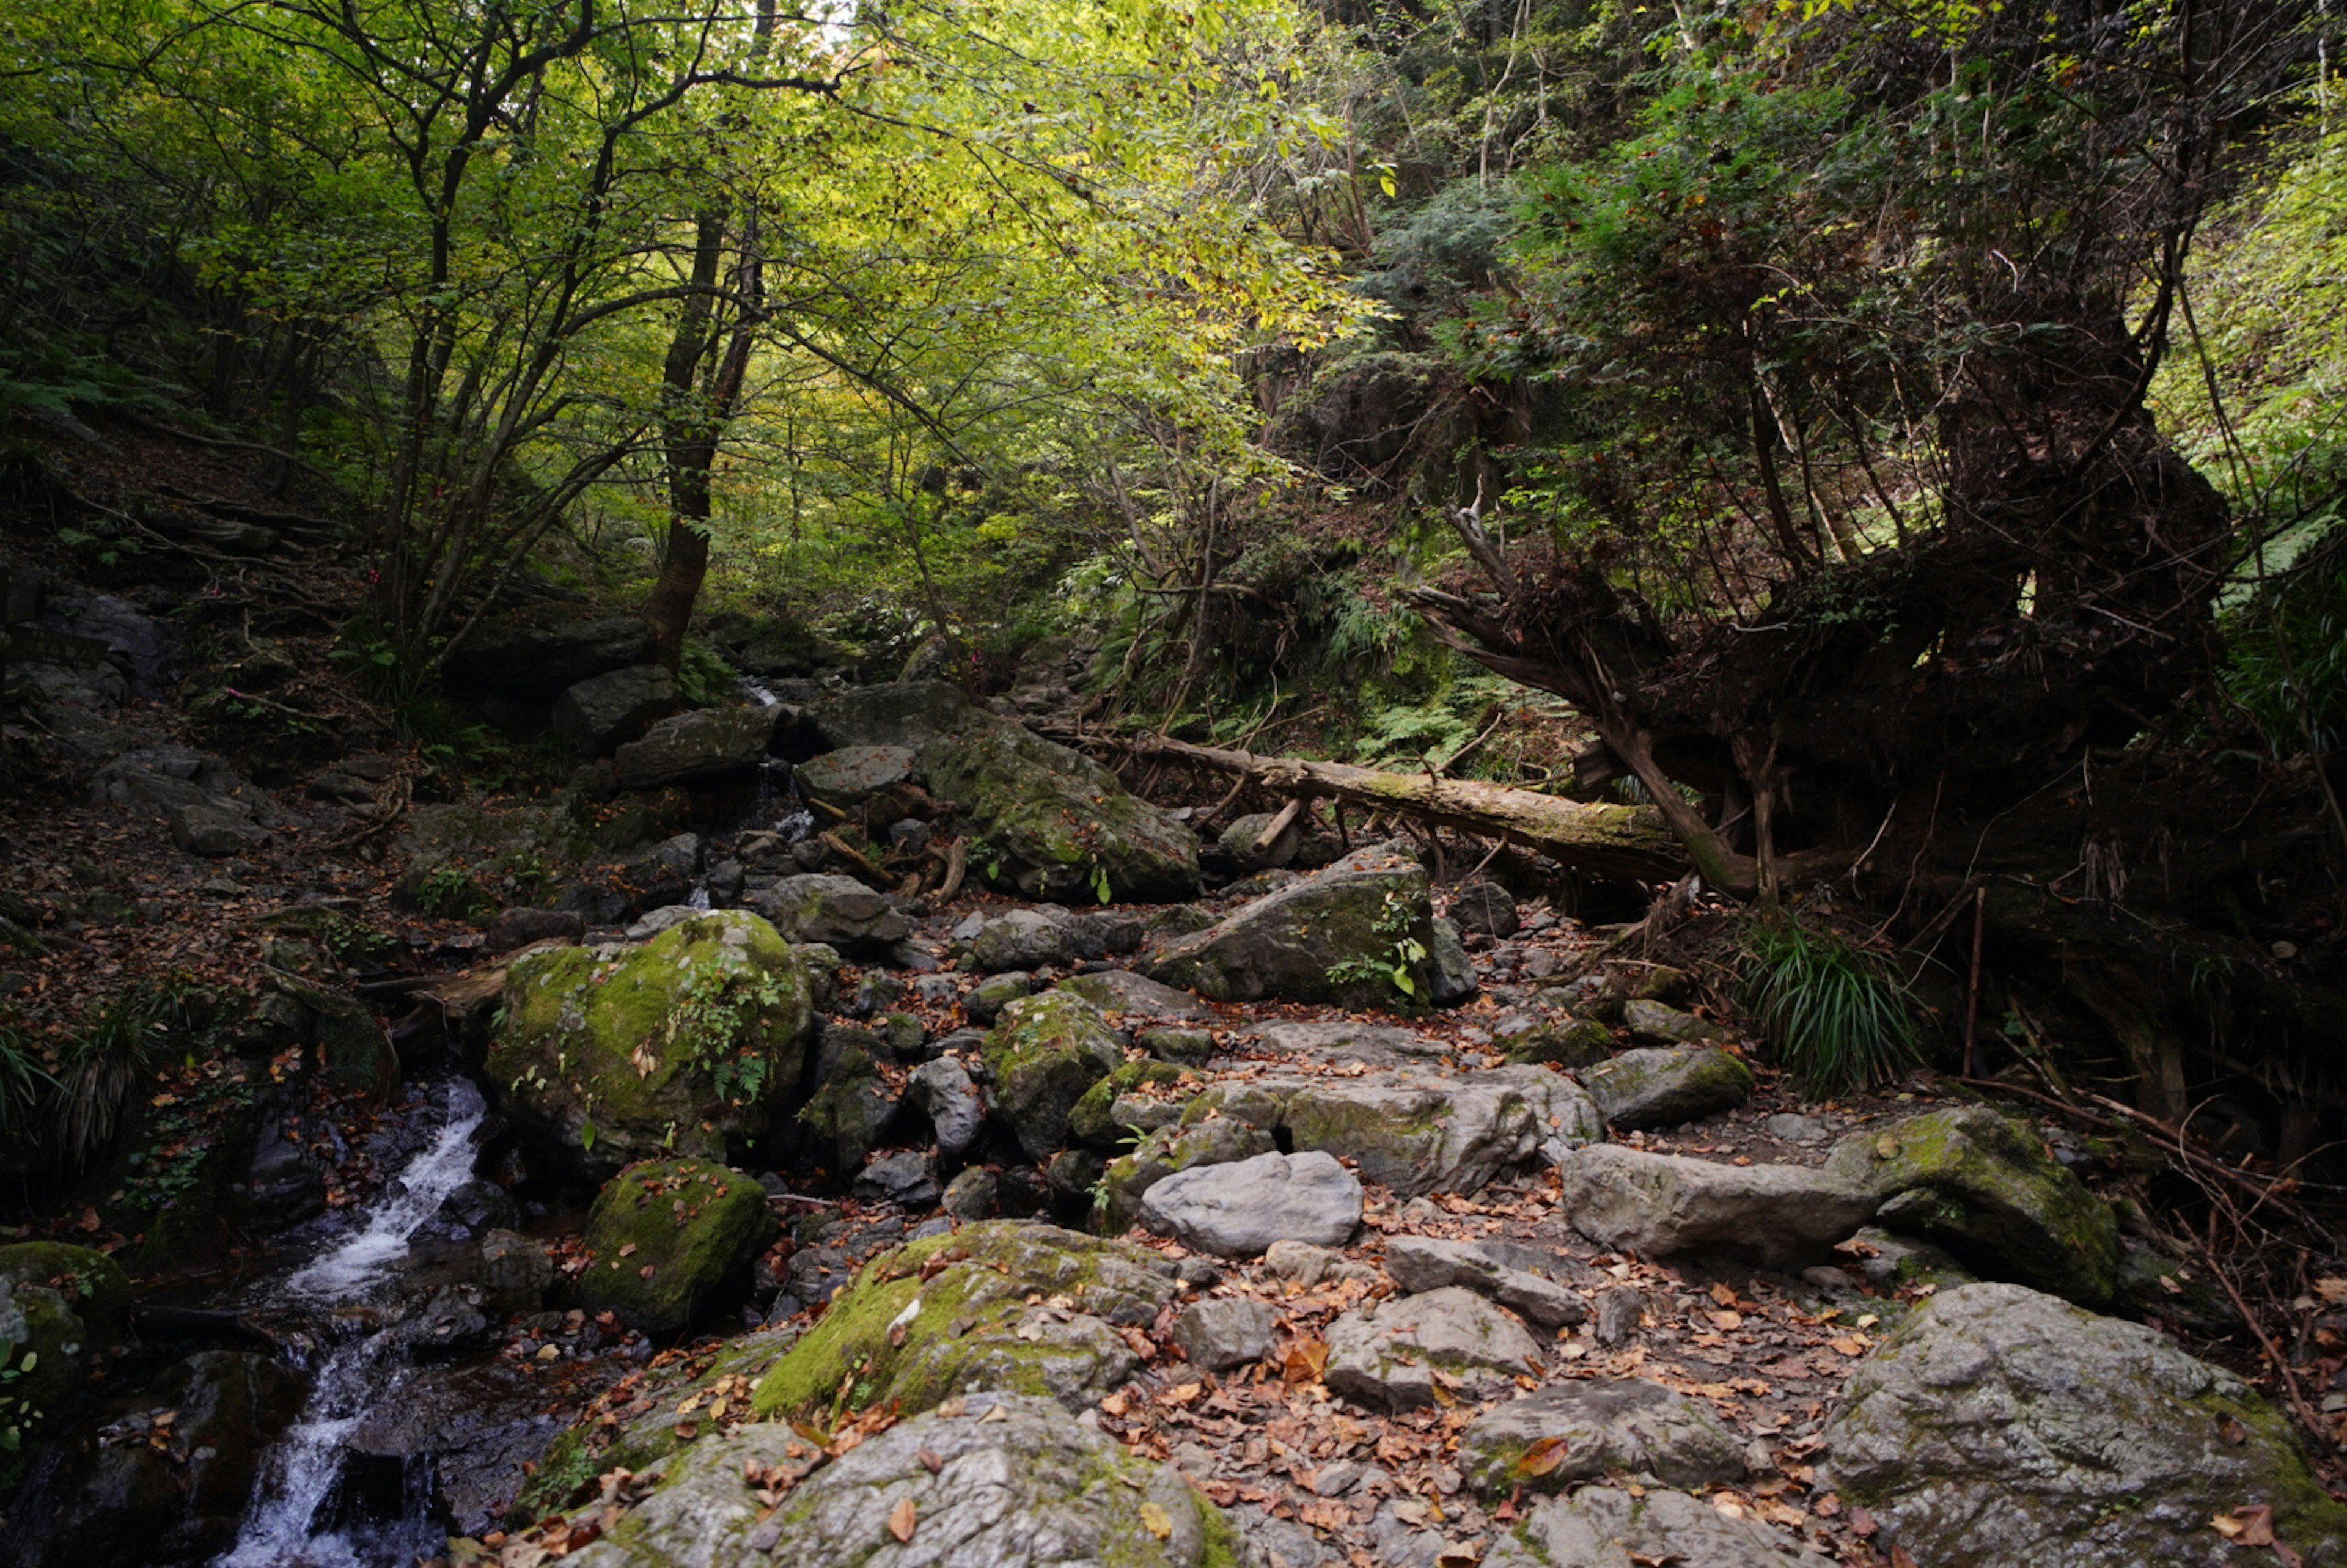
<box><xmin>216</xmin><ymin>1077</ymin><xmax>487</xmax><ymax>1568</ymax></box>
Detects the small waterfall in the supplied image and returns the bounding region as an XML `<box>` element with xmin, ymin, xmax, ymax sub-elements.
<box><xmin>686</xmin><ymin>881</ymin><xmax>713</xmax><ymax>911</ymax></box>
<box><xmin>217</xmin><ymin>1079</ymin><xmax>487</xmax><ymax>1568</ymax></box>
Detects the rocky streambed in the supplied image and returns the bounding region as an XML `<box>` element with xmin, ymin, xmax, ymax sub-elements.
<box><xmin>2</xmin><ymin>675</ymin><xmax>2343</xmax><ymax>1568</ymax></box>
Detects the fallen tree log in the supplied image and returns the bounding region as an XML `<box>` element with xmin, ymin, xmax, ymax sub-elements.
<box><xmin>1105</xmin><ymin>732</ymin><xmax>1687</xmax><ymax>883</ymax></box>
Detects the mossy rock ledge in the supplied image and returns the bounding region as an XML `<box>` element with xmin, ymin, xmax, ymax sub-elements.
<box><xmin>1824</xmin><ymin>1104</ymin><xmax>2120</xmax><ymax>1306</ymax></box>
<box><xmin>922</xmin><ymin>721</ymin><xmax>1202</xmax><ymax>904</ymax></box>
<box><xmin>0</xmin><ymin>1242</ymin><xmax>133</xmax><ymax>1427</ymax></box>
<box><xmin>749</xmin><ymin>1220</ymin><xmax>1180</xmax><ymax>1424</ymax></box>
<box><xmin>573</xmin><ymin>1160</ymin><xmax>775</xmax><ymax>1333</ymax></box>
<box><xmin>485</xmin><ymin>910</ymin><xmax>812</xmax><ymax>1181</ymax></box>
<box><xmin>1822</xmin><ymin>1282</ymin><xmax>2347</xmax><ymax>1568</ymax></box>
<box><xmin>562</xmin><ymin>1393</ymin><xmax>1246</xmax><ymax>1568</ymax></box>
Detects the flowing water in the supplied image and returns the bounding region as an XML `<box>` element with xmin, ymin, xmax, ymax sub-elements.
<box><xmin>216</xmin><ymin>1078</ymin><xmax>488</xmax><ymax>1568</ymax></box>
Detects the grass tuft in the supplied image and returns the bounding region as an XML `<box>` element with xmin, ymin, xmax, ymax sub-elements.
<box><xmin>1739</xmin><ymin>915</ymin><xmax>1921</xmax><ymax>1096</ymax></box>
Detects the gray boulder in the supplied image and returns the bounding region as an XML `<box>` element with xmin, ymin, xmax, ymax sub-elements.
<box><xmin>1056</xmin><ymin>967</ymin><xmax>1208</xmax><ymax>1019</ymax></box>
<box><xmin>551</xmin><ymin>664</ymin><xmax>678</xmax><ymax>753</ymax></box>
<box><xmin>1097</xmin><ymin>1116</ymin><xmax>1276</xmax><ymax>1233</ymax></box>
<box><xmin>980</xmin><ymin>991</ymin><xmax>1122</xmax><ymax>1160</ymax></box>
<box><xmin>1384</xmin><ymin>1235</ymin><xmax>1585</xmax><ymax>1328</ymax></box>
<box><xmin>92</xmin><ymin>746</ymin><xmax>251</xmax><ymax>814</ymax></box>
<box><xmin>610</xmin><ymin>706</ymin><xmax>774</xmax><ymax>789</ymax></box>
<box><xmin>1581</xmin><ymin>1046</ymin><xmax>1754</xmax><ymax>1130</ymax></box>
<box><xmin>924</xmin><ymin>723</ymin><xmax>1200</xmax><ymax>903</ymax></box>
<box><xmin>1428</xmin><ymin>916</ymin><xmax>1477</xmax><ymax>1004</ymax></box>
<box><xmin>1458</xmin><ymin>1380</ymin><xmax>1747</xmax><ymax>1495</ymax></box>
<box><xmin>1147</xmin><ymin>846</ymin><xmax>1438</xmax><ymax>1009</ymax></box>
<box><xmin>1486</xmin><ymin>1485</ymin><xmax>1820</xmax><ymax>1568</ymax></box>
<box><xmin>963</xmin><ymin>970</ymin><xmax>1033</xmax><ymax>1024</ymax></box>
<box><xmin>170</xmin><ymin>798</ymin><xmax>267</xmax><ymax>855</ymax></box>
<box><xmin>1140</xmin><ymin>1149</ymin><xmax>1362</xmax><ymax>1257</ymax></box>
<box><xmin>972</xmin><ymin>909</ymin><xmax>1074</xmax><ymax>972</ymax></box>
<box><xmin>1552</xmin><ymin>1144</ymin><xmax>1879</xmax><ymax>1267</ymax></box>
<box><xmin>1324</xmin><ymin>1286</ymin><xmax>1541</xmax><ymax>1411</ymax></box>
<box><xmin>749</xmin><ymin>872</ymin><xmax>909</xmax><ymax>949</ymax></box>
<box><xmin>1218</xmin><ymin>810</ymin><xmax>1304</xmax><ymax>870</ymax></box>
<box><xmin>1823</xmin><ymin>1282</ymin><xmax>2347</xmax><ymax>1568</ymax></box>
<box><xmin>1172</xmin><ymin>1297</ymin><xmax>1278</xmax><ymax>1372</ymax></box>
<box><xmin>905</xmin><ymin>1056</ymin><xmax>986</xmax><ymax>1159</ymax></box>
<box><xmin>806</xmin><ymin>680</ymin><xmax>980</xmax><ymax>750</ymax></box>
<box><xmin>1183</xmin><ymin>1064</ymin><xmax>1600</xmax><ymax>1197</ymax></box>
<box><xmin>793</xmin><ymin>744</ymin><xmax>920</xmax><ymax>811</ymax></box>
<box><xmin>1450</xmin><ymin>877</ymin><xmax>1519</xmax><ymax>937</ymax></box>
<box><xmin>1823</xmin><ymin>1104</ymin><xmax>2121</xmax><ymax>1306</ymax></box>
<box><xmin>482</xmin><ymin>906</ymin><xmax>584</xmax><ymax>953</ymax></box>
<box><xmin>1621</xmin><ymin>997</ymin><xmax>1720</xmax><ymax>1044</ymax></box>
<box><xmin>570</xmin><ymin>1394</ymin><xmax>1244</xmax><ymax>1568</ymax></box>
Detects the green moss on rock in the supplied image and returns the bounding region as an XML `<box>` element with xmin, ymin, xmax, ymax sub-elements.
<box><xmin>922</xmin><ymin>724</ymin><xmax>1200</xmax><ymax>904</ymax></box>
<box><xmin>573</xmin><ymin>1159</ymin><xmax>774</xmax><ymax>1333</ymax></box>
<box><xmin>1068</xmin><ymin>1061</ymin><xmax>1197</xmax><ymax>1149</ymax></box>
<box><xmin>1095</xmin><ymin>1116</ymin><xmax>1275</xmax><ymax>1234</ymax></box>
<box><xmin>749</xmin><ymin>1220</ymin><xmax>1180</xmax><ymax>1423</ymax></box>
<box><xmin>485</xmin><ymin>910</ymin><xmax>811</xmax><ymax>1179</ymax></box>
<box><xmin>1825</xmin><ymin>1105</ymin><xmax>2120</xmax><ymax>1306</ymax></box>
<box><xmin>0</xmin><ymin>1242</ymin><xmax>132</xmax><ymax>1444</ymax></box>
<box><xmin>982</xmin><ymin>991</ymin><xmax>1123</xmax><ymax>1160</ymax></box>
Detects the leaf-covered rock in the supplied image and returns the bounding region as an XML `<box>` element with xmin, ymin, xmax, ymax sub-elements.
<box><xmin>574</xmin><ymin>1159</ymin><xmax>774</xmax><ymax>1333</ymax></box>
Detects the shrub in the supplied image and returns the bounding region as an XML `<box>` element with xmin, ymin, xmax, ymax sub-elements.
<box><xmin>1739</xmin><ymin>915</ymin><xmax>1920</xmax><ymax>1096</ymax></box>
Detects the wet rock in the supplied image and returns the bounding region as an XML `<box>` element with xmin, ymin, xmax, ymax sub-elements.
<box><xmin>1581</xmin><ymin>1046</ymin><xmax>1754</xmax><ymax>1131</ymax></box>
<box><xmin>1450</xmin><ymin>877</ymin><xmax>1519</xmax><ymax>937</ymax></box>
<box><xmin>749</xmin><ymin>1222</ymin><xmax>1179</xmax><ymax>1421</ymax></box>
<box><xmin>855</xmin><ymin>1148</ymin><xmax>941</xmax><ymax>1207</ymax></box>
<box><xmin>575</xmin><ymin>1159</ymin><xmax>774</xmax><ymax>1333</ymax></box>
<box><xmin>402</xmin><ymin>1283</ymin><xmax>493</xmax><ymax>1358</ymax></box>
<box><xmin>904</xmin><ymin>1056</ymin><xmax>986</xmax><ymax>1159</ymax></box>
<box><xmin>1140</xmin><ymin>1149</ymin><xmax>1362</xmax><ymax>1257</ymax></box>
<box><xmin>972</xmin><ymin>908</ymin><xmax>1073</xmax><ymax>972</ymax></box>
<box><xmin>1054</xmin><ymin>967</ymin><xmax>1207</xmax><ymax>1019</ymax></box>
<box><xmin>436</xmin><ymin>1176</ymin><xmax>521</xmax><ymax>1236</ymax></box>
<box><xmin>1383</xmin><ymin>1235</ymin><xmax>1585</xmax><ymax>1329</ymax></box>
<box><xmin>487</xmin><ymin>910</ymin><xmax>812</xmax><ymax>1179</ymax></box>
<box><xmin>941</xmin><ymin>1167</ymin><xmax>997</xmax><ymax>1220</ymax></box>
<box><xmin>1183</xmin><ymin>1064</ymin><xmax>1600</xmax><ymax>1197</ymax></box>
<box><xmin>1173</xmin><ymin>1297</ymin><xmax>1277</xmax><ymax>1372</ymax></box>
<box><xmin>1822</xmin><ymin>1282</ymin><xmax>2347</xmax><ymax>1568</ymax></box>
<box><xmin>1147</xmin><ymin>846</ymin><xmax>1439</xmax><ymax>1010</ymax></box>
<box><xmin>552</xmin><ymin>664</ymin><xmax>679</xmax><ymax>753</ymax></box>
<box><xmin>246</xmin><ymin>1110</ymin><xmax>326</xmax><ymax>1223</ymax></box>
<box><xmin>1096</xmin><ymin>1116</ymin><xmax>1276</xmax><ymax>1233</ymax></box>
<box><xmin>610</xmin><ymin>706</ymin><xmax>776</xmax><ymax>789</ymax></box>
<box><xmin>450</xmin><ymin>613</ymin><xmax>652</xmax><ymax>698</ymax></box>
<box><xmin>27</xmin><ymin>1350</ymin><xmax>307</xmax><ymax>1568</ymax></box>
<box><xmin>1823</xmin><ymin>1105</ymin><xmax>2121</xmax><ymax>1307</ymax></box>
<box><xmin>1551</xmin><ymin>1144</ymin><xmax>1879</xmax><ymax>1267</ymax></box>
<box><xmin>1485</xmin><ymin>1484</ymin><xmax>1819</xmax><ymax>1568</ymax></box>
<box><xmin>963</xmin><ymin>970</ymin><xmax>1032</xmax><ymax>1024</ymax></box>
<box><xmin>747</xmin><ymin>871</ymin><xmax>910</xmax><ymax>950</ymax></box>
<box><xmin>1324</xmin><ymin>1286</ymin><xmax>1541</xmax><ymax>1411</ymax></box>
<box><xmin>482</xmin><ymin>906</ymin><xmax>584</xmax><ymax>953</ymax></box>
<box><xmin>1621</xmin><ymin>997</ymin><xmax>1719</xmax><ymax>1044</ymax></box>
<box><xmin>475</xmin><ymin>1228</ymin><xmax>553</xmax><ymax>1311</ymax></box>
<box><xmin>980</xmin><ymin>991</ymin><xmax>1122</xmax><ymax>1160</ymax></box>
<box><xmin>572</xmin><ymin>1393</ymin><xmax>1243</xmax><ymax>1568</ymax></box>
<box><xmin>1458</xmin><ymin>1381</ymin><xmax>1747</xmax><ymax>1495</ymax></box>
<box><xmin>925</xmin><ymin>723</ymin><xmax>1202</xmax><ymax>903</ymax></box>
<box><xmin>343</xmin><ymin>1355</ymin><xmax>564</xmax><ymax>1538</ymax></box>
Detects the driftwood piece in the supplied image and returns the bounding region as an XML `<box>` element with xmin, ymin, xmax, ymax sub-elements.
<box><xmin>1115</xmin><ymin>733</ymin><xmax>1685</xmax><ymax>882</ymax></box>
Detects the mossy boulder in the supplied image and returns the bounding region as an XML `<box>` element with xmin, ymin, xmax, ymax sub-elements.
<box><xmin>1823</xmin><ymin>1282</ymin><xmax>2347</xmax><ymax>1567</ymax></box>
<box><xmin>1580</xmin><ymin>1045</ymin><xmax>1754</xmax><ymax>1132</ymax></box>
<box><xmin>574</xmin><ymin>1160</ymin><xmax>774</xmax><ymax>1333</ymax></box>
<box><xmin>1095</xmin><ymin>1116</ymin><xmax>1277</xmax><ymax>1234</ymax></box>
<box><xmin>563</xmin><ymin>1394</ymin><xmax>1243</xmax><ymax>1568</ymax></box>
<box><xmin>1824</xmin><ymin>1105</ymin><xmax>2120</xmax><ymax>1306</ymax></box>
<box><xmin>981</xmin><ymin>991</ymin><xmax>1123</xmax><ymax>1160</ymax></box>
<box><xmin>922</xmin><ymin>723</ymin><xmax>1200</xmax><ymax>904</ymax></box>
<box><xmin>1146</xmin><ymin>846</ymin><xmax>1439</xmax><ymax>1011</ymax></box>
<box><xmin>749</xmin><ymin>1220</ymin><xmax>1180</xmax><ymax>1423</ymax></box>
<box><xmin>1067</xmin><ymin>1061</ymin><xmax>1199</xmax><ymax>1149</ymax></box>
<box><xmin>1497</xmin><ymin>1015</ymin><xmax>1614</xmax><ymax>1068</ymax></box>
<box><xmin>0</xmin><ymin>1242</ymin><xmax>132</xmax><ymax>1431</ymax></box>
<box><xmin>485</xmin><ymin>910</ymin><xmax>812</xmax><ymax>1181</ymax></box>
